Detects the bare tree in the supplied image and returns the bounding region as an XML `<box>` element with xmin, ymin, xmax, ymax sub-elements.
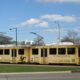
<box><xmin>32</xmin><ymin>36</ymin><xmax>45</xmax><ymax>46</ymax></box>
<box><xmin>61</xmin><ymin>31</ymin><xmax>80</xmax><ymax>44</ymax></box>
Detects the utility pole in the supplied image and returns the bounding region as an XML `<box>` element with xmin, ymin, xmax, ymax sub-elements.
<box><xmin>54</xmin><ymin>21</ymin><xmax>61</xmax><ymax>44</ymax></box>
<box><xmin>10</xmin><ymin>27</ymin><xmax>18</xmax><ymax>46</ymax></box>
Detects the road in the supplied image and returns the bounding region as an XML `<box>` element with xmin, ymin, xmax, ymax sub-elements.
<box><xmin>0</xmin><ymin>72</ymin><xmax>80</xmax><ymax>80</ymax></box>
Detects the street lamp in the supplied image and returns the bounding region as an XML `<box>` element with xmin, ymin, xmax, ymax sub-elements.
<box><xmin>9</xmin><ymin>27</ymin><xmax>18</xmax><ymax>46</ymax></box>
<box><xmin>30</xmin><ymin>32</ymin><xmax>44</xmax><ymax>45</ymax></box>
<box><xmin>30</xmin><ymin>32</ymin><xmax>45</xmax><ymax>64</ymax></box>
<box><xmin>30</xmin><ymin>32</ymin><xmax>44</xmax><ymax>39</ymax></box>
<box><xmin>54</xmin><ymin>21</ymin><xmax>61</xmax><ymax>44</ymax></box>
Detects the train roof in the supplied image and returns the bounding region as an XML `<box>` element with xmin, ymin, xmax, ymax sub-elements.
<box><xmin>0</xmin><ymin>44</ymin><xmax>30</xmax><ymax>48</ymax></box>
<box><xmin>0</xmin><ymin>42</ymin><xmax>79</xmax><ymax>48</ymax></box>
<box><xmin>46</xmin><ymin>42</ymin><xmax>74</xmax><ymax>45</ymax></box>
<box><xmin>31</xmin><ymin>42</ymin><xmax>80</xmax><ymax>48</ymax></box>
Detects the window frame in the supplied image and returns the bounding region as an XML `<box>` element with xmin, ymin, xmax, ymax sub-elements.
<box><xmin>78</xmin><ymin>48</ymin><xmax>80</xmax><ymax>57</ymax></box>
<box><xmin>32</xmin><ymin>48</ymin><xmax>39</xmax><ymax>55</ymax></box>
<box><xmin>58</xmin><ymin>48</ymin><xmax>66</xmax><ymax>55</ymax></box>
<box><xmin>49</xmin><ymin>48</ymin><xmax>57</xmax><ymax>55</ymax></box>
<box><xmin>0</xmin><ymin>49</ymin><xmax>3</xmax><ymax>55</ymax></box>
<box><xmin>67</xmin><ymin>48</ymin><xmax>75</xmax><ymax>55</ymax></box>
<box><xmin>12</xmin><ymin>49</ymin><xmax>17</xmax><ymax>57</ymax></box>
<box><xmin>4</xmin><ymin>49</ymin><xmax>10</xmax><ymax>55</ymax></box>
<box><xmin>18</xmin><ymin>49</ymin><xmax>24</xmax><ymax>55</ymax></box>
<box><xmin>41</xmin><ymin>48</ymin><xmax>47</xmax><ymax>57</ymax></box>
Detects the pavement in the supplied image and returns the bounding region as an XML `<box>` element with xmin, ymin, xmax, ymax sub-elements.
<box><xmin>0</xmin><ymin>71</ymin><xmax>80</xmax><ymax>80</ymax></box>
<box><xmin>0</xmin><ymin>71</ymin><xmax>71</xmax><ymax>75</ymax></box>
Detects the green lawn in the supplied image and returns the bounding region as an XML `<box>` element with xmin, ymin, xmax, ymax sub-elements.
<box><xmin>0</xmin><ymin>64</ymin><xmax>80</xmax><ymax>72</ymax></box>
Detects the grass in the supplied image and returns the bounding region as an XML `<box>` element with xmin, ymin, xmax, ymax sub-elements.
<box><xmin>0</xmin><ymin>64</ymin><xmax>80</xmax><ymax>72</ymax></box>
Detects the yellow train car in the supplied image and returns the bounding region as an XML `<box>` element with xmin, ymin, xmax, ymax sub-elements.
<box><xmin>0</xmin><ymin>45</ymin><xmax>30</xmax><ymax>63</ymax></box>
<box><xmin>30</xmin><ymin>44</ymin><xmax>80</xmax><ymax>65</ymax></box>
<box><xmin>0</xmin><ymin>44</ymin><xmax>80</xmax><ymax>65</ymax></box>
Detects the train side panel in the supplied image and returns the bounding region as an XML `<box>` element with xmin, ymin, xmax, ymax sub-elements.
<box><xmin>0</xmin><ymin>45</ymin><xmax>80</xmax><ymax>65</ymax></box>
<box><xmin>0</xmin><ymin>46</ymin><xmax>30</xmax><ymax>63</ymax></box>
<box><xmin>30</xmin><ymin>45</ymin><xmax>80</xmax><ymax>65</ymax></box>
<box><xmin>13</xmin><ymin>47</ymin><xmax>30</xmax><ymax>63</ymax></box>
<box><xmin>48</xmin><ymin>46</ymin><xmax>78</xmax><ymax>64</ymax></box>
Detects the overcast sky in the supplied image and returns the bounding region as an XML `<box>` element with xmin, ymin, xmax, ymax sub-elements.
<box><xmin>0</xmin><ymin>0</ymin><xmax>80</xmax><ymax>43</ymax></box>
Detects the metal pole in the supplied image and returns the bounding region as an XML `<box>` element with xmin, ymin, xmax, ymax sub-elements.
<box><xmin>10</xmin><ymin>27</ymin><xmax>18</xmax><ymax>46</ymax></box>
<box><xmin>57</xmin><ymin>22</ymin><xmax>60</xmax><ymax>44</ymax></box>
<box><xmin>15</xmin><ymin>27</ymin><xmax>17</xmax><ymax>46</ymax></box>
<box><xmin>54</xmin><ymin>21</ymin><xmax>60</xmax><ymax>44</ymax></box>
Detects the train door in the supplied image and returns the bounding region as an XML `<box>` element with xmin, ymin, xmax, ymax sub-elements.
<box><xmin>11</xmin><ymin>49</ymin><xmax>17</xmax><ymax>63</ymax></box>
<box><xmin>41</xmin><ymin>48</ymin><xmax>48</xmax><ymax>64</ymax></box>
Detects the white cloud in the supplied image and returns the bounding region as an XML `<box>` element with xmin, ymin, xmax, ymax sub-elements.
<box><xmin>74</xmin><ymin>28</ymin><xmax>80</xmax><ymax>32</ymax></box>
<box><xmin>44</xmin><ymin>29</ymin><xmax>58</xmax><ymax>32</ymax></box>
<box><xmin>37</xmin><ymin>0</ymin><xmax>80</xmax><ymax>3</ymax></box>
<box><xmin>44</xmin><ymin>28</ymin><xmax>63</xmax><ymax>32</ymax></box>
<box><xmin>27</xmin><ymin>18</ymin><xmax>40</xmax><ymax>25</ymax></box>
<box><xmin>41</xmin><ymin>14</ymin><xmax>76</xmax><ymax>22</ymax></box>
<box><xmin>19</xmin><ymin>18</ymin><xmax>48</xmax><ymax>27</ymax></box>
<box><xmin>17</xmin><ymin>14</ymin><xmax>77</xmax><ymax>28</ymax></box>
<box><xmin>38</xmin><ymin>21</ymin><xmax>48</xmax><ymax>27</ymax></box>
<box><xmin>21</xmin><ymin>18</ymin><xmax>40</xmax><ymax>26</ymax></box>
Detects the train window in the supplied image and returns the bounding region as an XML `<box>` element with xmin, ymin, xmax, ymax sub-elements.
<box><xmin>0</xmin><ymin>49</ymin><xmax>3</xmax><ymax>55</ymax></box>
<box><xmin>4</xmin><ymin>49</ymin><xmax>9</xmax><ymax>55</ymax></box>
<box><xmin>78</xmin><ymin>48</ymin><xmax>80</xmax><ymax>57</ymax></box>
<box><xmin>58</xmin><ymin>48</ymin><xmax>66</xmax><ymax>55</ymax></box>
<box><xmin>67</xmin><ymin>48</ymin><xmax>75</xmax><ymax>54</ymax></box>
<box><xmin>32</xmin><ymin>49</ymin><xmax>38</xmax><ymax>55</ymax></box>
<box><xmin>49</xmin><ymin>48</ymin><xmax>56</xmax><ymax>55</ymax></box>
<box><xmin>18</xmin><ymin>49</ymin><xmax>24</xmax><ymax>55</ymax></box>
<box><xmin>41</xmin><ymin>48</ymin><xmax>47</xmax><ymax>57</ymax></box>
<box><xmin>12</xmin><ymin>49</ymin><xmax>17</xmax><ymax>57</ymax></box>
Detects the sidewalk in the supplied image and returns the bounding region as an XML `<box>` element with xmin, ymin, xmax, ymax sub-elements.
<box><xmin>0</xmin><ymin>71</ymin><xmax>71</xmax><ymax>75</ymax></box>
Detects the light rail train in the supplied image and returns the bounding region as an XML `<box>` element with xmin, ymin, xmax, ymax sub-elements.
<box><xmin>0</xmin><ymin>44</ymin><xmax>80</xmax><ymax>65</ymax></box>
